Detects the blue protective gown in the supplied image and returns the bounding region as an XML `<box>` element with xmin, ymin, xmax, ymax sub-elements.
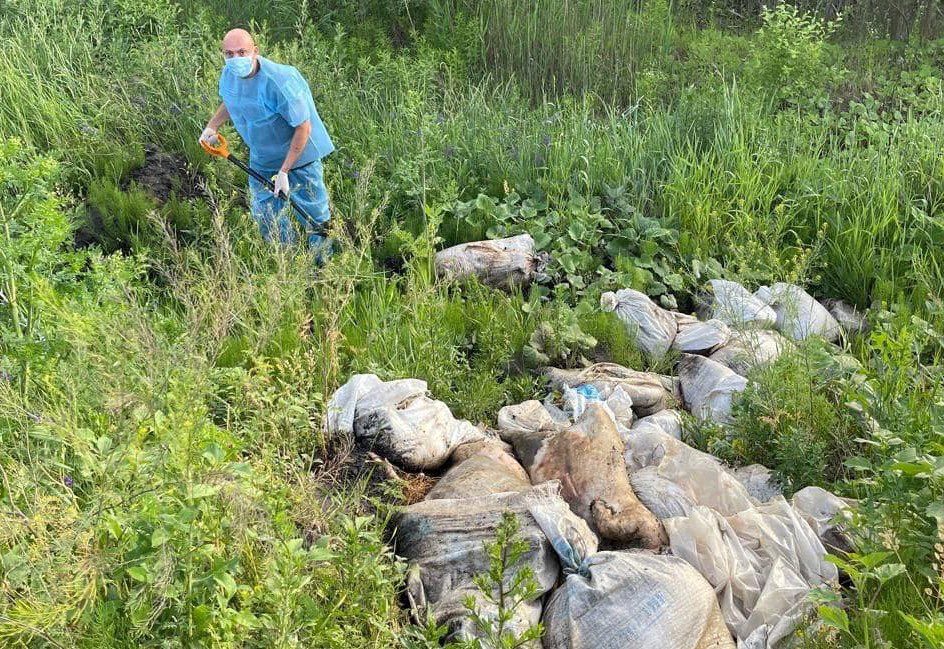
<box><xmin>219</xmin><ymin>56</ymin><xmax>334</xmax><ymax>246</ymax></box>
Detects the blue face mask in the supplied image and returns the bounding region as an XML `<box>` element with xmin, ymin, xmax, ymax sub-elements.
<box><xmin>225</xmin><ymin>56</ymin><xmax>254</xmax><ymax>78</ymax></box>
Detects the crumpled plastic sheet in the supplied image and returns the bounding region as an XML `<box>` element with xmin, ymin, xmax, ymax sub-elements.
<box><xmin>623</xmin><ymin>430</ymin><xmax>839</xmax><ymax>649</ymax></box>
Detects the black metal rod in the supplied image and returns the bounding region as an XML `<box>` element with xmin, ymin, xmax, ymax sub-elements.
<box><xmin>227</xmin><ymin>155</ymin><xmax>327</xmax><ymax>236</ymax></box>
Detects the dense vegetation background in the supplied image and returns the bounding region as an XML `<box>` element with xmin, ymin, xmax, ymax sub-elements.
<box><xmin>1</xmin><ymin>0</ymin><xmax>943</xmax><ymax>646</ymax></box>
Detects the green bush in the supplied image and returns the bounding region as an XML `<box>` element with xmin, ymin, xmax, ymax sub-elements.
<box><xmin>748</xmin><ymin>4</ymin><xmax>843</xmax><ymax>109</ymax></box>
<box><xmin>720</xmin><ymin>340</ymin><xmax>861</xmax><ymax>493</ymax></box>
<box><xmin>0</xmin><ymin>139</ymin><xmax>416</xmax><ymax>647</ymax></box>
<box><xmin>335</xmin><ymin>271</ymin><xmax>540</xmax><ymax>423</ymax></box>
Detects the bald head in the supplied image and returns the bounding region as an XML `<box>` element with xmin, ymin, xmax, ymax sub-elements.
<box><xmin>222</xmin><ymin>29</ymin><xmax>258</xmax><ymax>57</ymax></box>
<box><xmin>223</xmin><ymin>29</ymin><xmax>254</xmax><ymax>49</ymax></box>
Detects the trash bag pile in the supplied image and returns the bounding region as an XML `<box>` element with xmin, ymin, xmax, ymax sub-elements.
<box><xmin>324</xmin><ymin>274</ymin><xmax>863</xmax><ymax>649</ymax></box>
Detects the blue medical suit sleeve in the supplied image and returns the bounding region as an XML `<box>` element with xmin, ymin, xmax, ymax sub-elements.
<box><xmin>273</xmin><ymin>70</ymin><xmax>313</xmax><ymax>128</ymax></box>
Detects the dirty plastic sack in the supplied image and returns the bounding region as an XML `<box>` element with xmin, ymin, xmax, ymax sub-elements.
<box><xmin>601</xmin><ymin>288</ymin><xmax>678</xmax><ymax>358</ymax></box>
<box><xmin>546</xmin><ymin>363</ymin><xmax>680</xmax><ymax>417</ymax></box>
<box><xmin>708</xmin><ymin>279</ymin><xmax>777</xmax><ymax>329</ymax></box>
<box><xmin>623</xmin><ymin>430</ymin><xmax>757</xmax><ymax>516</ymax></box>
<box><xmin>538</xmin><ymin>540</ymin><xmax>735</xmax><ymax>649</ymax></box>
<box><xmin>629</xmin><ymin>408</ymin><xmax>683</xmax><ymax>440</ymax></box>
<box><xmin>529</xmin><ymin>497</ymin><xmax>600</xmax><ymax>577</ymax></box>
<box><xmin>677</xmin><ymin>355</ymin><xmax>748</xmax><ymax>425</ymax></box>
<box><xmin>502</xmin><ymin>403</ymin><xmax>666</xmax><ymax>549</ymax></box>
<box><xmin>673</xmin><ymin>318</ymin><xmax>732</xmax><ymax>354</ymax></box>
<box><xmin>326</xmin><ymin>374</ymin><xmax>484</xmax><ymax>471</ymax></box>
<box><xmin>709</xmin><ymin>330</ymin><xmax>792</xmax><ymax>377</ymax></box>
<box><xmin>665</xmin><ymin>502</ymin><xmax>838</xmax><ymax>648</ymax></box>
<box><xmin>434</xmin><ymin>234</ymin><xmax>548</xmax><ymax>290</ymax></box>
<box><xmin>792</xmin><ymin>486</ymin><xmax>856</xmax><ymax>554</ymax></box>
<box><xmin>396</xmin><ymin>482</ymin><xmax>596</xmax><ymax>643</ymax></box>
<box><xmin>425</xmin><ymin>439</ymin><xmax>531</xmax><ymax>500</ymax></box>
<box><xmin>629</xmin><ymin>466</ymin><xmax>696</xmax><ymax>519</ymax></box>
<box><xmin>755</xmin><ymin>283</ymin><xmax>841</xmax><ymax>342</ymax></box>
<box><xmin>822</xmin><ymin>299</ymin><xmax>869</xmax><ymax>337</ymax></box>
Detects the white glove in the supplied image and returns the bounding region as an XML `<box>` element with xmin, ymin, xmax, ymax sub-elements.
<box><xmin>273</xmin><ymin>170</ymin><xmax>290</xmax><ymax>199</ymax></box>
<box><xmin>199</xmin><ymin>126</ymin><xmax>219</xmax><ymax>146</ymax></box>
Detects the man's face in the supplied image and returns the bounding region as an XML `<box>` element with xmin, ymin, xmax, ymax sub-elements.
<box><xmin>222</xmin><ymin>42</ymin><xmax>256</xmax><ymax>59</ymax></box>
<box><xmin>221</xmin><ymin>30</ymin><xmax>258</xmax><ymax>71</ymax></box>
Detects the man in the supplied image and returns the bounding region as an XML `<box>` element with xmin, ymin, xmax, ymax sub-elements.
<box><xmin>200</xmin><ymin>29</ymin><xmax>334</xmax><ymax>251</ymax></box>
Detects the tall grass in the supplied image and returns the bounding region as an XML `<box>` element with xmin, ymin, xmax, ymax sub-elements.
<box><xmin>476</xmin><ymin>0</ymin><xmax>678</xmax><ymax>105</ymax></box>
<box><xmin>0</xmin><ymin>138</ymin><xmax>426</xmax><ymax>645</ymax></box>
<box><xmin>3</xmin><ymin>0</ymin><xmax>940</xmax><ymax>308</ymax></box>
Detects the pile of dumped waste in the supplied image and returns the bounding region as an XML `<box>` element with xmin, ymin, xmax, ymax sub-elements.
<box><xmin>325</xmin><ymin>236</ymin><xmax>864</xmax><ymax>649</ymax></box>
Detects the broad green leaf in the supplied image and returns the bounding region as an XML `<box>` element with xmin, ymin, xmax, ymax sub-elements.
<box><xmin>474</xmin><ymin>193</ymin><xmax>494</xmax><ymax>211</ymax></box>
<box><xmin>818</xmin><ymin>605</ymin><xmax>849</xmax><ymax>633</ymax></box>
<box><xmin>151</xmin><ymin>527</ymin><xmax>170</xmax><ymax>548</ymax></box>
<box><xmin>873</xmin><ymin>563</ymin><xmax>906</xmax><ymax>584</ymax></box>
<box><xmin>857</xmin><ymin>551</ymin><xmax>893</xmax><ymax>569</ymax></box>
<box><xmin>843</xmin><ymin>456</ymin><xmax>872</xmax><ymax>471</ymax></box>
<box><xmin>926</xmin><ymin>501</ymin><xmax>944</xmax><ymax>524</ymax></box>
<box><xmin>531</xmin><ymin>231</ymin><xmax>552</xmax><ymax>250</ymax></box>
<box><xmin>234</xmin><ymin>609</ymin><xmax>260</xmax><ymax>629</ymax></box>
<box><xmin>901</xmin><ymin>613</ymin><xmax>944</xmax><ymax>648</ymax></box>
<box><xmin>126</xmin><ymin>565</ymin><xmax>150</xmax><ymax>583</ymax></box>
<box><xmin>888</xmin><ymin>460</ymin><xmax>933</xmax><ymax>477</ymax></box>
<box><xmin>214</xmin><ymin>572</ymin><xmax>238</xmax><ymax>596</ymax></box>
<box><xmin>192</xmin><ymin>605</ymin><xmax>211</xmax><ymax>631</ymax></box>
<box><xmin>104</xmin><ymin>516</ymin><xmax>123</xmax><ymax>540</ymax></box>
<box><xmin>202</xmin><ymin>443</ymin><xmax>224</xmax><ymax>463</ymax></box>
<box><xmin>309</xmin><ymin>546</ymin><xmax>337</xmax><ymax>562</ymax></box>
<box><xmin>189</xmin><ymin>483</ymin><xmax>220</xmax><ymax>499</ymax></box>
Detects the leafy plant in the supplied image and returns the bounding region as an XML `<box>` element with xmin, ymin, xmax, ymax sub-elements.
<box><xmin>815</xmin><ymin>551</ymin><xmax>910</xmax><ymax>647</ymax></box>
<box><xmin>523</xmin><ymin>302</ymin><xmax>597</xmax><ymax>369</ymax></box>
<box><xmin>449</xmin><ymin>184</ymin><xmax>686</xmax><ymax>301</ymax></box>
<box><xmin>721</xmin><ymin>339</ymin><xmax>862</xmax><ymax>493</ymax></box>
<box><xmin>749</xmin><ymin>4</ymin><xmax>843</xmax><ymax>109</ymax></box>
<box><xmin>464</xmin><ymin>511</ymin><xmax>544</xmax><ymax>649</ymax></box>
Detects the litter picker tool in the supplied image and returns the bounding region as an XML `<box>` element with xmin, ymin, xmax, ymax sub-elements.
<box><xmin>200</xmin><ymin>133</ymin><xmax>327</xmax><ymax>236</ymax></box>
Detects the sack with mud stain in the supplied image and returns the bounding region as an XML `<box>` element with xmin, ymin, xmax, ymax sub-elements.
<box><xmin>325</xmin><ymin>374</ymin><xmax>485</xmax><ymax>471</ymax></box>
<box><xmin>435</xmin><ymin>234</ymin><xmax>549</xmax><ymax>290</ymax></box>
<box><xmin>425</xmin><ymin>438</ymin><xmax>531</xmax><ymax>500</ymax></box>
<box><xmin>530</xmin><ymin>500</ymin><xmax>734</xmax><ymax>649</ymax></box>
<box><xmin>500</xmin><ymin>402</ymin><xmax>666</xmax><ymax>549</ymax></box>
<box><xmin>395</xmin><ymin>483</ymin><xmax>597</xmax><ymax>643</ymax></box>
